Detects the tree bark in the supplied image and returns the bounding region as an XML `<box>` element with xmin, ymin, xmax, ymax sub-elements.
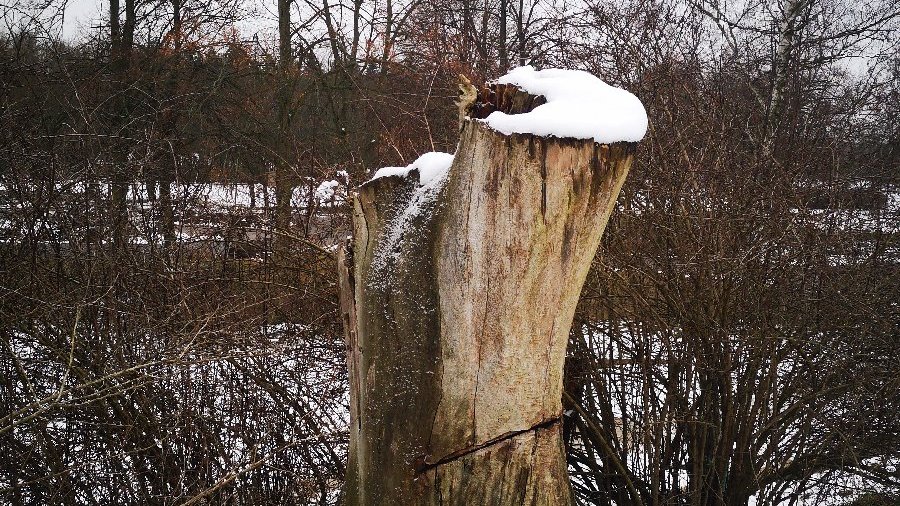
<box><xmin>156</xmin><ymin>0</ymin><xmax>182</xmax><ymax>255</ymax></box>
<box><xmin>339</xmin><ymin>84</ymin><xmax>637</xmax><ymax>505</ymax></box>
<box><xmin>762</xmin><ymin>0</ymin><xmax>803</xmax><ymax>159</ymax></box>
<box><xmin>499</xmin><ymin>0</ymin><xmax>509</xmax><ymax>71</ymax></box>
<box><xmin>110</xmin><ymin>0</ymin><xmax>135</xmax><ymax>248</ymax></box>
<box><xmin>274</xmin><ymin>0</ymin><xmax>294</xmax><ymax>265</ymax></box>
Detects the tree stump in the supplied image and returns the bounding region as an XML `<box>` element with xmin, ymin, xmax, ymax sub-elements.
<box><xmin>338</xmin><ymin>77</ymin><xmax>639</xmax><ymax>505</ymax></box>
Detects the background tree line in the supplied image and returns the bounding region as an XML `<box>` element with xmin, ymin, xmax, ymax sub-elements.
<box><xmin>1</xmin><ymin>0</ymin><xmax>897</xmax><ymax>504</ymax></box>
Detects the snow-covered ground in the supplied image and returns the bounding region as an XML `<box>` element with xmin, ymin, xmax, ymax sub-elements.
<box><xmin>0</xmin><ymin>175</ymin><xmax>351</xmax><ymax>250</ymax></box>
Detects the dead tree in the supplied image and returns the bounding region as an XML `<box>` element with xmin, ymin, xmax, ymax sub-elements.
<box><xmin>338</xmin><ymin>79</ymin><xmax>640</xmax><ymax>505</ymax></box>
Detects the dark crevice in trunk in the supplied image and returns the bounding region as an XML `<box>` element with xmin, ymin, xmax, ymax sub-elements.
<box><xmin>465</xmin><ymin>83</ymin><xmax>547</xmax><ymax>120</ymax></box>
<box><xmin>417</xmin><ymin>416</ymin><xmax>562</xmax><ymax>473</ymax></box>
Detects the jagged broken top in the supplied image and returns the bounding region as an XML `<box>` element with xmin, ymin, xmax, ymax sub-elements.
<box><xmin>481</xmin><ymin>66</ymin><xmax>648</xmax><ymax>144</ymax></box>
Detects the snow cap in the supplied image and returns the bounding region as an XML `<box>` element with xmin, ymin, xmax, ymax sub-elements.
<box><xmin>482</xmin><ymin>66</ymin><xmax>648</xmax><ymax>144</ymax></box>
<box><xmin>368</xmin><ymin>151</ymin><xmax>454</xmax><ymax>185</ymax></box>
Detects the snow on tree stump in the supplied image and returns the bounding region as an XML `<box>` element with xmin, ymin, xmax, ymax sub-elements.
<box><xmin>338</xmin><ymin>67</ymin><xmax>647</xmax><ymax>505</ymax></box>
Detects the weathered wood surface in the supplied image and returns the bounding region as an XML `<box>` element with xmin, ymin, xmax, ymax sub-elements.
<box><xmin>339</xmin><ymin>86</ymin><xmax>636</xmax><ymax>505</ymax></box>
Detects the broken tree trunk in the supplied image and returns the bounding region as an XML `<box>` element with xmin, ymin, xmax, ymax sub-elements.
<box><xmin>338</xmin><ymin>82</ymin><xmax>637</xmax><ymax>505</ymax></box>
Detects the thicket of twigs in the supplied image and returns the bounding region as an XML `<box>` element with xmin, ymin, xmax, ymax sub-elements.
<box><xmin>1</xmin><ymin>0</ymin><xmax>898</xmax><ymax>504</ymax></box>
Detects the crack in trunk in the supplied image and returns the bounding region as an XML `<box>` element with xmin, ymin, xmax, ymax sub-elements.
<box><xmin>416</xmin><ymin>416</ymin><xmax>562</xmax><ymax>474</ymax></box>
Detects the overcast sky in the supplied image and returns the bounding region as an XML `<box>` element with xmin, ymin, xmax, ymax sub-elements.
<box><xmin>6</xmin><ymin>0</ymin><xmax>881</xmax><ymax>76</ymax></box>
<box><xmin>60</xmin><ymin>0</ymin><xmax>103</xmax><ymax>38</ymax></box>
<box><xmin>19</xmin><ymin>0</ymin><xmax>277</xmax><ymax>41</ymax></box>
